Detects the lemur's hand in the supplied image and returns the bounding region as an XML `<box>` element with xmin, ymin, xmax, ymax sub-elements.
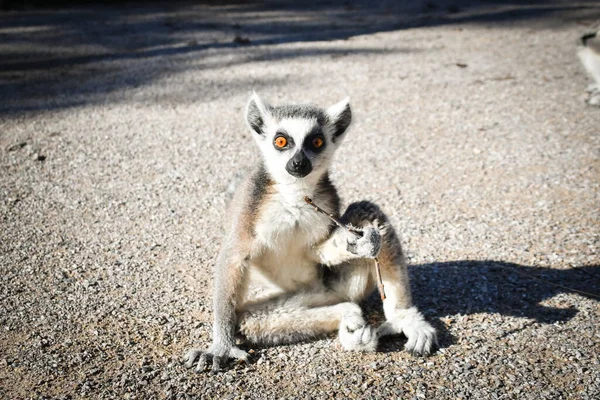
<box><xmin>346</xmin><ymin>225</ymin><xmax>382</xmax><ymax>258</ymax></box>
<box><xmin>184</xmin><ymin>341</ymin><xmax>248</xmax><ymax>373</ymax></box>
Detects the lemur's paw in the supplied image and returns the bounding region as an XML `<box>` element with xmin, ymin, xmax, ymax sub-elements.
<box><xmin>339</xmin><ymin>311</ymin><xmax>378</xmax><ymax>352</ymax></box>
<box><xmin>184</xmin><ymin>343</ymin><xmax>248</xmax><ymax>373</ymax></box>
<box><xmin>587</xmin><ymin>92</ymin><xmax>600</xmax><ymax>106</ymax></box>
<box><xmin>585</xmin><ymin>83</ymin><xmax>600</xmax><ymax>93</ymax></box>
<box><xmin>346</xmin><ymin>224</ymin><xmax>382</xmax><ymax>259</ymax></box>
<box><xmin>378</xmin><ymin>307</ymin><xmax>437</xmax><ymax>356</ymax></box>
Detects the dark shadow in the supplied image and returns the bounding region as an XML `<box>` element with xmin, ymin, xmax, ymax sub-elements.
<box><xmin>366</xmin><ymin>261</ymin><xmax>600</xmax><ymax>351</ymax></box>
<box><xmin>410</xmin><ymin>261</ymin><xmax>599</xmax><ymax>321</ymax></box>
<box><xmin>0</xmin><ymin>47</ymin><xmax>403</xmax><ymax>114</ymax></box>
<box><xmin>1</xmin><ymin>0</ymin><xmax>599</xmax><ymax>115</ymax></box>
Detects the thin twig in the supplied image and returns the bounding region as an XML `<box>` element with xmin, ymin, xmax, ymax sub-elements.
<box><xmin>304</xmin><ymin>196</ymin><xmax>386</xmax><ymax>300</ymax></box>
<box><xmin>373</xmin><ymin>258</ymin><xmax>385</xmax><ymax>300</ymax></box>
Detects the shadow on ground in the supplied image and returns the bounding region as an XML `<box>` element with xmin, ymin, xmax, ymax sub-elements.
<box><xmin>364</xmin><ymin>261</ymin><xmax>600</xmax><ymax>351</ymax></box>
<box><xmin>1</xmin><ymin>0</ymin><xmax>599</xmax><ymax>114</ymax></box>
<box><xmin>248</xmin><ymin>261</ymin><xmax>598</xmax><ymax>354</ymax></box>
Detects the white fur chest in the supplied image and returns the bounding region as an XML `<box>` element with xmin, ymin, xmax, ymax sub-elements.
<box><xmin>251</xmin><ymin>184</ymin><xmax>332</xmax><ymax>290</ymax></box>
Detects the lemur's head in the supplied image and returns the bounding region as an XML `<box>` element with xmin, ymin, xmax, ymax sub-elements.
<box><xmin>245</xmin><ymin>92</ymin><xmax>352</xmax><ymax>184</ymax></box>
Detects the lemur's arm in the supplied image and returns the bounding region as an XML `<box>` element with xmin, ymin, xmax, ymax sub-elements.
<box><xmin>184</xmin><ymin>232</ymin><xmax>250</xmax><ymax>372</ymax></box>
<box><xmin>212</xmin><ymin>240</ymin><xmax>246</xmax><ymax>342</ymax></box>
<box><xmin>311</xmin><ymin>225</ymin><xmax>381</xmax><ymax>267</ymax></box>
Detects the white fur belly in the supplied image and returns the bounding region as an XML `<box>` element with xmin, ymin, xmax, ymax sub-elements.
<box><xmin>251</xmin><ymin>241</ymin><xmax>319</xmax><ymax>291</ymax></box>
<box><xmin>250</xmin><ymin>191</ymin><xmax>331</xmax><ymax>292</ymax></box>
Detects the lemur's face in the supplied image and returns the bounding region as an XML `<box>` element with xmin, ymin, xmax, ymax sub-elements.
<box><xmin>245</xmin><ymin>93</ymin><xmax>352</xmax><ymax>184</ymax></box>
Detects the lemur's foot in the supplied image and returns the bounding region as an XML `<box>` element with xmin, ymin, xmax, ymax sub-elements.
<box><xmin>378</xmin><ymin>307</ymin><xmax>437</xmax><ymax>356</ymax></box>
<box><xmin>339</xmin><ymin>306</ymin><xmax>378</xmax><ymax>352</ymax></box>
<box><xmin>184</xmin><ymin>343</ymin><xmax>248</xmax><ymax>373</ymax></box>
<box><xmin>346</xmin><ymin>222</ymin><xmax>382</xmax><ymax>259</ymax></box>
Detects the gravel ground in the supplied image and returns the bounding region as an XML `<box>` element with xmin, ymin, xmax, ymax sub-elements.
<box><xmin>1</xmin><ymin>1</ymin><xmax>599</xmax><ymax>399</ymax></box>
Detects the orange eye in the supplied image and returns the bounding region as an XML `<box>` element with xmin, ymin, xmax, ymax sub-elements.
<box><xmin>312</xmin><ymin>137</ymin><xmax>324</xmax><ymax>148</ymax></box>
<box><xmin>274</xmin><ymin>136</ymin><xmax>287</xmax><ymax>148</ymax></box>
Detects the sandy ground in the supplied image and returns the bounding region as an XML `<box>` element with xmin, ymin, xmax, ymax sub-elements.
<box><xmin>1</xmin><ymin>1</ymin><xmax>599</xmax><ymax>399</ymax></box>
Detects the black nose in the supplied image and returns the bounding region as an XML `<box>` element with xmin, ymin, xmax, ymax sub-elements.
<box><xmin>292</xmin><ymin>157</ymin><xmax>307</xmax><ymax>168</ymax></box>
<box><xmin>286</xmin><ymin>150</ymin><xmax>313</xmax><ymax>178</ymax></box>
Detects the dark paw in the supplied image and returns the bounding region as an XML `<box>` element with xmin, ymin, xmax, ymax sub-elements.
<box><xmin>346</xmin><ymin>226</ymin><xmax>381</xmax><ymax>258</ymax></box>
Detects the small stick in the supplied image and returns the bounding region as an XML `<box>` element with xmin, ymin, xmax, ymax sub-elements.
<box><xmin>304</xmin><ymin>196</ymin><xmax>386</xmax><ymax>300</ymax></box>
<box><xmin>373</xmin><ymin>258</ymin><xmax>385</xmax><ymax>301</ymax></box>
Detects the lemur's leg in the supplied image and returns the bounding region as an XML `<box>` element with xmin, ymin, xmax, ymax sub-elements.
<box><xmin>340</xmin><ymin>201</ymin><xmax>438</xmax><ymax>355</ymax></box>
<box><xmin>237</xmin><ymin>289</ymin><xmax>377</xmax><ymax>351</ymax></box>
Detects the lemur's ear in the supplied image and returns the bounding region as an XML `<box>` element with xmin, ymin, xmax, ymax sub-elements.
<box><xmin>326</xmin><ymin>97</ymin><xmax>352</xmax><ymax>140</ymax></box>
<box><xmin>246</xmin><ymin>92</ymin><xmax>271</xmax><ymax>136</ymax></box>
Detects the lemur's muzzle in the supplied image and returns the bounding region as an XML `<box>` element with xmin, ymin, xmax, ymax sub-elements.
<box><xmin>285</xmin><ymin>150</ymin><xmax>312</xmax><ymax>178</ymax></box>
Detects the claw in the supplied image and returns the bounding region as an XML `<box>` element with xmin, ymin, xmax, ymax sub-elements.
<box><xmin>195</xmin><ymin>353</ymin><xmax>209</xmax><ymax>372</ymax></box>
<box><xmin>184</xmin><ymin>349</ymin><xmax>201</xmax><ymax>369</ymax></box>
<box><xmin>211</xmin><ymin>355</ymin><xmax>222</xmax><ymax>373</ymax></box>
<box><xmin>229</xmin><ymin>347</ymin><xmax>249</xmax><ymax>362</ymax></box>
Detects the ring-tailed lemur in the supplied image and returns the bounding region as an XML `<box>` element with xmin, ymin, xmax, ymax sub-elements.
<box><xmin>578</xmin><ymin>29</ymin><xmax>600</xmax><ymax>106</ymax></box>
<box><xmin>185</xmin><ymin>93</ymin><xmax>437</xmax><ymax>373</ymax></box>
